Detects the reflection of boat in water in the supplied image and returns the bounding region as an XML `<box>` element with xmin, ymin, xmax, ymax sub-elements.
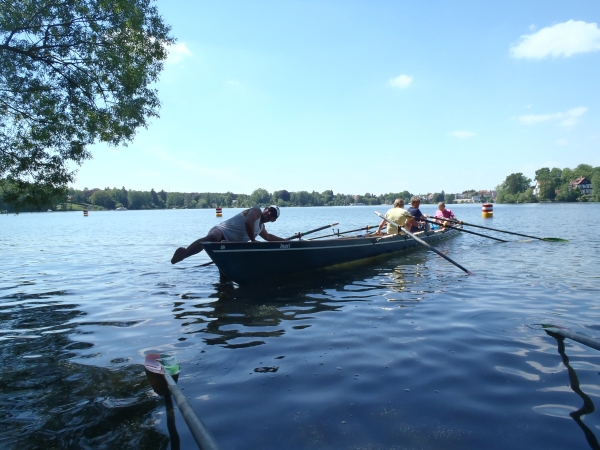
<box><xmin>203</xmin><ymin>227</ymin><xmax>459</xmax><ymax>285</ymax></box>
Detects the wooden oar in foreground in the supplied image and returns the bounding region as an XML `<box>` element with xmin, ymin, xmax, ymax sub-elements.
<box><xmin>375</xmin><ymin>212</ymin><xmax>473</xmax><ymax>275</ymax></box>
<box><xmin>420</xmin><ymin>218</ymin><xmax>507</xmax><ymax>242</ymax></box>
<box><xmin>442</xmin><ymin>217</ymin><xmax>568</xmax><ymax>242</ymax></box>
<box><xmin>542</xmin><ymin>325</ymin><xmax>600</xmax><ymax>352</ymax></box>
<box><xmin>145</xmin><ymin>354</ymin><xmax>221</xmax><ymax>450</ymax></box>
<box><xmin>196</xmin><ymin>222</ymin><xmax>340</xmax><ymax>267</ymax></box>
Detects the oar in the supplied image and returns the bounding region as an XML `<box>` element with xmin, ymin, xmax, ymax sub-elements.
<box><xmin>442</xmin><ymin>217</ymin><xmax>568</xmax><ymax>242</ymax></box>
<box><xmin>308</xmin><ymin>224</ymin><xmax>379</xmax><ymax>240</ymax></box>
<box><xmin>285</xmin><ymin>222</ymin><xmax>339</xmax><ymax>240</ymax></box>
<box><xmin>196</xmin><ymin>222</ymin><xmax>340</xmax><ymax>268</ymax></box>
<box><xmin>375</xmin><ymin>212</ymin><xmax>473</xmax><ymax>275</ymax></box>
<box><xmin>145</xmin><ymin>354</ymin><xmax>221</xmax><ymax>450</ymax></box>
<box><xmin>421</xmin><ymin>218</ymin><xmax>507</xmax><ymax>242</ymax></box>
<box><xmin>542</xmin><ymin>325</ymin><xmax>600</xmax><ymax>352</ymax></box>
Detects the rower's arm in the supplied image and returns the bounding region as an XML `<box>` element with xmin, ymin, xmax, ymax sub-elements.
<box><xmin>376</xmin><ymin>218</ymin><xmax>386</xmax><ymax>234</ymax></box>
<box><xmin>259</xmin><ymin>227</ymin><xmax>285</xmax><ymax>241</ymax></box>
<box><xmin>244</xmin><ymin>208</ymin><xmax>262</xmax><ymax>241</ymax></box>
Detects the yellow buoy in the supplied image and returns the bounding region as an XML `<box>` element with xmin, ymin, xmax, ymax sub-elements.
<box><xmin>482</xmin><ymin>203</ymin><xmax>493</xmax><ymax>218</ymax></box>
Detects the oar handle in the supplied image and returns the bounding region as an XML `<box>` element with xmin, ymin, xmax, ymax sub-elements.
<box><xmin>164</xmin><ymin>370</ymin><xmax>221</xmax><ymax>450</ymax></box>
<box><xmin>285</xmin><ymin>222</ymin><xmax>340</xmax><ymax>240</ymax></box>
<box><xmin>308</xmin><ymin>224</ymin><xmax>380</xmax><ymax>240</ymax></box>
<box><xmin>375</xmin><ymin>212</ymin><xmax>473</xmax><ymax>275</ymax></box>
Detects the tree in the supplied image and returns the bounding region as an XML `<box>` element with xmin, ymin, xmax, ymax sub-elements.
<box><xmin>90</xmin><ymin>190</ymin><xmax>115</xmax><ymax>209</ymax></box>
<box><xmin>166</xmin><ymin>192</ymin><xmax>184</xmax><ymax>208</ymax></box>
<box><xmin>128</xmin><ymin>190</ymin><xmax>151</xmax><ymax>209</ymax></box>
<box><xmin>573</xmin><ymin>164</ymin><xmax>593</xmax><ymax>180</ymax></box>
<box><xmin>592</xmin><ymin>172</ymin><xmax>600</xmax><ymax>202</ymax></box>
<box><xmin>250</xmin><ymin>188</ymin><xmax>270</xmax><ymax>205</ymax></box>
<box><xmin>535</xmin><ymin>168</ymin><xmax>556</xmax><ymax>201</ymax></box>
<box><xmin>500</xmin><ymin>173</ymin><xmax>532</xmax><ymax>196</ymax></box>
<box><xmin>277</xmin><ymin>190</ymin><xmax>291</xmax><ymax>202</ymax></box>
<box><xmin>561</xmin><ymin>167</ymin><xmax>575</xmax><ymax>183</ymax></box>
<box><xmin>321</xmin><ymin>190</ymin><xmax>334</xmax><ymax>204</ymax></box>
<box><xmin>444</xmin><ymin>193</ymin><xmax>455</xmax><ymax>204</ymax></box>
<box><xmin>0</xmin><ymin>0</ymin><xmax>174</xmax><ymax>210</ymax></box>
<box><xmin>555</xmin><ymin>184</ymin><xmax>580</xmax><ymax>202</ymax></box>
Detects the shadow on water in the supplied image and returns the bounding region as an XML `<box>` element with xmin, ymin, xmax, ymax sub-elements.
<box><xmin>0</xmin><ymin>293</ymin><xmax>168</xmax><ymax>450</ymax></box>
<box><xmin>174</xmin><ymin>251</ymin><xmax>443</xmax><ymax>349</ymax></box>
<box><xmin>547</xmin><ymin>332</ymin><xmax>600</xmax><ymax>450</ymax></box>
<box><xmin>0</xmin><ymin>249</ymin><xmax>451</xmax><ymax>449</ymax></box>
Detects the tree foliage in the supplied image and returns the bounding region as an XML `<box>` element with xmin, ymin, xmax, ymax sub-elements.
<box><xmin>0</xmin><ymin>0</ymin><xmax>174</xmax><ymax>210</ymax></box>
<box><xmin>499</xmin><ymin>173</ymin><xmax>531</xmax><ymax>196</ymax></box>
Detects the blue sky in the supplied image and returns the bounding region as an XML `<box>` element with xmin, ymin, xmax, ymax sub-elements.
<box><xmin>73</xmin><ymin>0</ymin><xmax>600</xmax><ymax>195</ymax></box>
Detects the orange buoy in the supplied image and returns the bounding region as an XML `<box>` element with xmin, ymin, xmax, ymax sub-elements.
<box><xmin>216</xmin><ymin>207</ymin><xmax>222</xmax><ymax>217</ymax></box>
<box><xmin>482</xmin><ymin>203</ymin><xmax>493</xmax><ymax>218</ymax></box>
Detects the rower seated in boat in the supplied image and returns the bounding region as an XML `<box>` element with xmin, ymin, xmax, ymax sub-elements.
<box><xmin>407</xmin><ymin>197</ymin><xmax>429</xmax><ymax>233</ymax></box>
<box><xmin>433</xmin><ymin>201</ymin><xmax>457</xmax><ymax>227</ymax></box>
<box><xmin>376</xmin><ymin>198</ymin><xmax>419</xmax><ymax>235</ymax></box>
<box><xmin>171</xmin><ymin>206</ymin><xmax>285</xmax><ymax>264</ymax></box>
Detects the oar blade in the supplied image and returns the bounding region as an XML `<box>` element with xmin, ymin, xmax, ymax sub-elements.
<box><xmin>145</xmin><ymin>353</ymin><xmax>165</xmax><ymax>375</ymax></box>
<box><xmin>145</xmin><ymin>353</ymin><xmax>180</xmax><ymax>375</ymax></box>
<box><xmin>542</xmin><ymin>237</ymin><xmax>569</xmax><ymax>242</ymax></box>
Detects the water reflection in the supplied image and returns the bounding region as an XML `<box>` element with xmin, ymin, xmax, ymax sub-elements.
<box><xmin>546</xmin><ymin>331</ymin><xmax>600</xmax><ymax>449</ymax></box>
<box><xmin>0</xmin><ymin>295</ymin><xmax>168</xmax><ymax>449</ymax></box>
<box><xmin>172</xmin><ymin>257</ymin><xmax>438</xmax><ymax>350</ymax></box>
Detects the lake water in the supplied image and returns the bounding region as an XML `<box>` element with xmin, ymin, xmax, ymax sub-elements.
<box><xmin>2</xmin><ymin>203</ymin><xmax>600</xmax><ymax>449</ymax></box>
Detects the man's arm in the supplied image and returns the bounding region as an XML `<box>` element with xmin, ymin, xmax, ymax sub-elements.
<box><xmin>404</xmin><ymin>218</ymin><xmax>418</xmax><ymax>231</ymax></box>
<box><xmin>244</xmin><ymin>207</ymin><xmax>263</xmax><ymax>241</ymax></box>
<box><xmin>259</xmin><ymin>227</ymin><xmax>285</xmax><ymax>241</ymax></box>
<box><xmin>376</xmin><ymin>218</ymin><xmax>386</xmax><ymax>234</ymax></box>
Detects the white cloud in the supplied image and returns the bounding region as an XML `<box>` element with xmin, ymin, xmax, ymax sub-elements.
<box><xmin>510</xmin><ymin>20</ymin><xmax>600</xmax><ymax>59</ymax></box>
<box><xmin>514</xmin><ymin>106</ymin><xmax>587</xmax><ymax>127</ymax></box>
<box><xmin>166</xmin><ymin>42</ymin><xmax>192</xmax><ymax>64</ymax></box>
<box><xmin>389</xmin><ymin>74</ymin><xmax>413</xmax><ymax>88</ymax></box>
<box><xmin>451</xmin><ymin>131</ymin><xmax>476</xmax><ymax>138</ymax></box>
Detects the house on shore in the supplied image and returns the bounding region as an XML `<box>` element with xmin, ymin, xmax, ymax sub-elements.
<box><xmin>569</xmin><ymin>177</ymin><xmax>593</xmax><ymax>195</ymax></box>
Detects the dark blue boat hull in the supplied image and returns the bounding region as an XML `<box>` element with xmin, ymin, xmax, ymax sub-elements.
<box><xmin>202</xmin><ymin>228</ymin><xmax>459</xmax><ymax>285</ymax></box>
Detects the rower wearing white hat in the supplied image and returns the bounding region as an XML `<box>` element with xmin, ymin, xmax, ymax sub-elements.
<box><xmin>171</xmin><ymin>205</ymin><xmax>284</xmax><ymax>264</ymax></box>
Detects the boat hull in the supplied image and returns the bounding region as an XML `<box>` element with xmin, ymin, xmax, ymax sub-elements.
<box><xmin>202</xmin><ymin>228</ymin><xmax>460</xmax><ymax>285</ymax></box>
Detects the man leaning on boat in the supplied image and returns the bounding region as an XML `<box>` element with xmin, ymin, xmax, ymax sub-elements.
<box><xmin>171</xmin><ymin>206</ymin><xmax>285</xmax><ymax>264</ymax></box>
<box><xmin>375</xmin><ymin>199</ymin><xmax>419</xmax><ymax>235</ymax></box>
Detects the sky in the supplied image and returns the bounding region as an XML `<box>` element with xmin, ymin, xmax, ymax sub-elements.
<box><xmin>73</xmin><ymin>0</ymin><xmax>600</xmax><ymax>195</ymax></box>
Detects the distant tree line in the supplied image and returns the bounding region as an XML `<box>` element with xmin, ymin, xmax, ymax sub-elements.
<box><xmin>0</xmin><ymin>185</ymin><xmax>465</xmax><ymax>212</ymax></box>
<box><xmin>496</xmin><ymin>164</ymin><xmax>600</xmax><ymax>203</ymax></box>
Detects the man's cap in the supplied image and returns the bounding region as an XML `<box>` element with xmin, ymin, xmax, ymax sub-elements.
<box><xmin>268</xmin><ymin>205</ymin><xmax>280</xmax><ymax>218</ymax></box>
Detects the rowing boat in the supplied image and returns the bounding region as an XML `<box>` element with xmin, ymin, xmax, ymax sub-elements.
<box><xmin>202</xmin><ymin>226</ymin><xmax>460</xmax><ymax>284</ymax></box>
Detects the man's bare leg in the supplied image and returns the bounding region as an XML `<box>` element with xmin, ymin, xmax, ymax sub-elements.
<box><xmin>171</xmin><ymin>228</ymin><xmax>224</xmax><ymax>264</ymax></box>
